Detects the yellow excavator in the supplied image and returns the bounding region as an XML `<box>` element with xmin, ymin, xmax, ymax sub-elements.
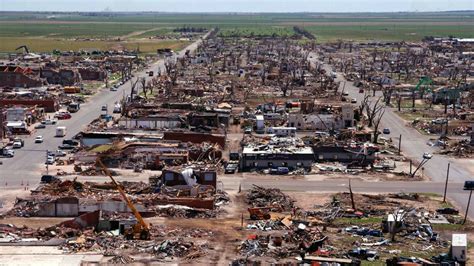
<box><xmin>96</xmin><ymin>159</ymin><xmax>150</xmax><ymax>240</ymax></box>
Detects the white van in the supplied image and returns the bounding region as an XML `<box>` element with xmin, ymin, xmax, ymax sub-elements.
<box><xmin>56</xmin><ymin>126</ymin><xmax>67</xmax><ymax>137</ymax></box>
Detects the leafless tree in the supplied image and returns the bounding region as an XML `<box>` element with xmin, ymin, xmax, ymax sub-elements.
<box><xmin>372</xmin><ymin>106</ymin><xmax>386</xmax><ymax>144</ymax></box>
<box><xmin>364</xmin><ymin>96</ymin><xmax>384</xmax><ymax>128</ymax></box>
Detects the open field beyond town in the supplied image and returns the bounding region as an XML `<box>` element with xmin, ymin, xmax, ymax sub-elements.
<box><xmin>0</xmin><ymin>11</ymin><xmax>473</xmax><ymax>53</ymax></box>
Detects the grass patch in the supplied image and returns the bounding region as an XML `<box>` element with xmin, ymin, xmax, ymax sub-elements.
<box><xmin>431</xmin><ymin>223</ymin><xmax>466</xmax><ymax>231</ymax></box>
<box><xmin>418</xmin><ymin>192</ymin><xmax>442</xmax><ymax>198</ymax></box>
<box><xmin>90</xmin><ymin>144</ymin><xmax>113</xmax><ymax>153</ymax></box>
<box><xmin>333</xmin><ymin>217</ymin><xmax>383</xmax><ymax>226</ymax></box>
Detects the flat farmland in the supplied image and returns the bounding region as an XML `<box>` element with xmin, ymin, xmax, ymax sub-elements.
<box><xmin>0</xmin><ymin>11</ymin><xmax>472</xmax><ymax>54</ymax></box>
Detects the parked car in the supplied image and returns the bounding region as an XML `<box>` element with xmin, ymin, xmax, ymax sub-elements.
<box><xmin>62</xmin><ymin>139</ymin><xmax>79</xmax><ymax>146</ymax></box>
<box><xmin>13</xmin><ymin>138</ymin><xmax>24</xmax><ymax>147</ymax></box>
<box><xmin>423</xmin><ymin>152</ymin><xmax>433</xmax><ymax>159</ymax></box>
<box><xmin>55</xmin><ymin>112</ymin><xmax>71</xmax><ymax>120</ymax></box>
<box><xmin>101</xmin><ymin>104</ymin><xmax>108</xmax><ymax>111</ymax></box>
<box><xmin>12</xmin><ymin>140</ymin><xmax>22</xmax><ymax>149</ymax></box>
<box><xmin>58</xmin><ymin>144</ymin><xmax>75</xmax><ymax>150</ymax></box>
<box><xmin>48</xmin><ymin>150</ymin><xmax>67</xmax><ymax>157</ymax></box>
<box><xmin>244</xmin><ymin>127</ymin><xmax>252</xmax><ymax>134</ymax></box>
<box><xmin>383</xmin><ymin>128</ymin><xmax>390</xmax><ymax>134</ymax></box>
<box><xmin>342</xmin><ymin>92</ymin><xmax>349</xmax><ymax>96</ymax></box>
<box><xmin>351</xmin><ymin>98</ymin><xmax>357</xmax><ymax>103</ymax></box>
<box><xmin>41</xmin><ymin>119</ymin><xmax>57</xmax><ymax>125</ymax></box>
<box><xmin>1</xmin><ymin>148</ymin><xmax>14</xmax><ymax>158</ymax></box>
<box><xmin>34</xmin><ymin>123</ymin><xmax>46</xmax><ymax>129</ymax></box>
<box><xmin>45</xmin><ymin>156</ymin><xmax>55</xmax><ymax>165</ymax></box>
<box><xmin>35</xmin><ymin>136</ymin><xmax>44</xmax><ymax>143</ymax></box>
<box><xmin>110</xmin><ymin>86</ymin><xmax>118</xmax><ymax>91</ymax></box>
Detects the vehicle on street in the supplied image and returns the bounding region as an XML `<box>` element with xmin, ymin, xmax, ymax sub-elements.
<box><xmin>342</xmin><ymin>92</ymin><xmax>349</xmax><ymax>96</ymax></box>
<box><xmin>359</xmin><ymin>88</ymin><xmax>364</xmax><ymax>93</ymax></box>
<box><xmin>55</xmin><ymin>111</ymin><xmax>71</xmax><ymax>120</ymax></box>
<box><xmin>62</xmin><ymin>139</ymin><xmax>80</xmax><ymax>146</ymax></box>
<box><xmin>423</xmin><ymin>152</ymin><xmax>433</xmax><ymax>159</ymax></box>
<box><xmin>110</xmin><ymin>87</ymin><xmax>118</xmax><ymax>91</ymax></box>
<box><xmin>383</xmin><ymin>128</ymin><xmax>390</xmax><ymax>134</ymax></box>
<box><xmin>1</xmin><ymin>148</ymin><xmax>14</xmax><ymax>158</ymax></box>
<box><xmin>35</xmin><ymin>136</ymin><xmax>44</xmax><ymax>143</ymax></box>
<box><xmin>58</xmin><ymin>144</ymin><xmax>75</xmax><ymax>150</ymax></box>
<box><xmin>12</xmin><ymin>140</ymin><xmax>22</xmax><ymax>149</ymax></box>
<box><xmin>41</xmin><ymin>119</ymin><xmax>57</xmax><ymax>125</ymax></box>
<box><xmin>34</xmin><ymin>123</ymin><xmax>46</xmax><ymax>129</ymax></box>
<box><xmin>270</xmin><ymin>167</ymin><xmax>290</xmax><ymax>175</ymax></box>
<box><xmin>13</xmin><ymin>138</ymin><xmax>24</xmax><ymax>147</ymax></box>
<box><xmin>48</xmin><ymin>150</ymin><xmax>66</xmax><ymax>157</ymax></box>
<box><xmin>101</xmin><ymin>104</ymin><xmax>108</xmax><ymax>111</ymax></box>
<box><xmin>149</xmin><ymin>71</ymin><xmax>154</xmax><ymax>77</ymax></box>
<box><xmin>67</xmin><ymin>102</ymin><xmax>80</xmax><ymax>113</ymax></box>
<box><xmin>45</xmin><ymin>156</ymin><xmax>55</xmax><ymax>165</ymax></box>
<box><xmin>55</xmin><ymin>126</ymin><xmax>67</xmax><ymax>137</ymax></box>
<box><xmin>113</xmin><ymin>103</ymin><xmax>122</xmax><ymax>113</ymax></box>
<box><xmin>244</xmin><ymin>127</ymin><xmax>252</xmax><ymax>134</ymax></box>
<box><xmin>351</xmin><ymin>98</ymin><xmax>357</xmax><ymax>103</ymax></box>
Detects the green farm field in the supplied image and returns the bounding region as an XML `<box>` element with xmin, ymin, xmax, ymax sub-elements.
<box><xmin>0</xmin><ymin>11</ymin><xmax>472</xmax><ymax>53</ymax></box>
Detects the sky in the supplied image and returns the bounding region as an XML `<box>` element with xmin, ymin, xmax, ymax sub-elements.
<box><xmin>0</xmin><ymin>0</ymin><xmax>473</xmax><ymax>12</ymax></box>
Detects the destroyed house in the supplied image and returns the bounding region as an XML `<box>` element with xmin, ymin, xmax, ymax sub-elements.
<box><xmin>118</xmin><ymin>114</ymin><xmax>183</xmax><ymax>129</ymax></box>
<box><xmin>0</xmin><ymin>66</ymin><xmax>43</xmax><ymax>88</ymax></box>
<box><xmin>78</xmin><ymin>67</ymin><xmax>107</xmax><ymax>81</ymax></box>
<box><xmin>161</xmin><ymin>169</ymin><xmax>217</xmax><ymax>188</ymax></box>
<box><xmin>240</xmin><ymin>145</ymin><xmax>314</xmax><ymax>171</ymax></box>
<box><xmin>188</xmin><ymin>112</ymin><xmax>230</xmax><ymax>127</ymax></box>
<box><xmin>41</xmin><ymin>67</ymin><xmax>81</xmax><ymax>86</ymax></box>
<box><xmin>312</xmin><ymin>145</ymin><xmax>376</xmax><ymax>166</ymax></box>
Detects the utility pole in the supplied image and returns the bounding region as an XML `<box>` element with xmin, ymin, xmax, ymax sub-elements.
<box><xmin>45</xmin><ymin>150</ymin><xmax>49</xmax><ymax>175</ymax></box>
<box><xmin>463</xmin><ymin>190</ymin><xmax>472</xmax><ymax>225</ymax></box>
<box><xmin>443</xmin><ymin>163</ymin><xmax>450</xmax><ymax>203</ymax></box>
<box><xmin>409</xmin><ymin>160</ymin><xmax>412</xmax><ymax>175</ymax></box>
<box><xmin>398</xmin><ymin>134</ymin><xmax>402</xmax><ymax>155</ymax></box>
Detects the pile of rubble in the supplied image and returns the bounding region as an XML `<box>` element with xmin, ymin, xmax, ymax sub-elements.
<box><xmin>439</xmin><ymin>139</ymin><xmax>473</xmax><ymax>158</ymax></box>
<box><xmin>245</xmin><ymin>185</ymin><xmax>295</xmax><ymax>211</ymax></box>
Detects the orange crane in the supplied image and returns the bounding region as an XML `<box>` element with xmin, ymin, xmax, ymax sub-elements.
<box><xmin>96</xmin><ymin>159</ymin><xmax>150</xmax><ymax>240</ymax></box>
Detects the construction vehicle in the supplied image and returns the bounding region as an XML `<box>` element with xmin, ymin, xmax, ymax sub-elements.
<box><xmin>15</xmin><ymin>45</ymin><xmax>30</xmax><ymax>54</ymax></box>
<box><xmin>96</xmin><ymin>159</ymin><xmax>150</xmax><ymax>240</ymax></box>
<box><xmin>248</xmin><ymin>207</ymin><xmax>273</xmax><ymax>220</ymax></box>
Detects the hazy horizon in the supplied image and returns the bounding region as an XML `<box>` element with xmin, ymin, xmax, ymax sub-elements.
<box><xmin>1</xmin><ymin>0</ymin><xmax>473</xmax><ymax>13</ymax></box>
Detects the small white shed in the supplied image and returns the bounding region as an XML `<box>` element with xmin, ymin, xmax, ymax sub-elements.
<box><xmin>451</xmin><ymin>233</ymin><xmax>467</xmax><ymax>262</ymax></box>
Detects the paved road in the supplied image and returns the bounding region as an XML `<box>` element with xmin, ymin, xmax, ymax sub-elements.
<box><xmin>309</xmin><ymin>52</ymin><xmax>473</xmax><ymax>217</ymax></box>
<box><xmin>0</xmin><ymin>33</ymin><xmax>208</xmax><ymax>186</ymax></box>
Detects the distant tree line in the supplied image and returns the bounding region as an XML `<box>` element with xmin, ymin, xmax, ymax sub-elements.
<box><xmin>173</xmin><ymin>26</ymin><xmax>207</xmax><ymax>33</ymax></box>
